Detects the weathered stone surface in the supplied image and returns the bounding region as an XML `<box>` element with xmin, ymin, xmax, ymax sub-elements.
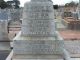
<box><xmin>0</xmin><ymin>21</ymin><xmax>9</xmax><ymax>41</ymax></box>
<box><xmin>13</xmin><ymin>59</ymin><xmax>63</xmax><ymax>60</ymax></box>
<box><xmin>13</xmin><ymin>38</ymin><xmax>64</xmax><ymax>55</ymax></box>
<box><xmin>13</xmin><ymin>32</ymin><xmax>64</xmax><ymax>55</ymax></box>
<box><xmin>0</xmin><ymin>9</ymin><xmax>8</xmax><ymax>21</ymax></box>
<box><xmin>0</xmin><ymin>42</ymin><xmax>10</xmax><ymax>50</ymax></box>
<box><xmin>21</xmin><ymin>0</ymin><xmax>55</xmax><ymax>37</ymax></box>
<box><xmin>10</xmin><ymin>9</ymin><xmax>20</xmax><ymax>21</ymax></box>
<box><xmin>12</xmin><ymin>55</ymin><xmax>63</xmax><ymax>60</ymax></box>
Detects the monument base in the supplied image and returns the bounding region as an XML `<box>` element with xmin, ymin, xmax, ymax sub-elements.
<box><xmin>12</xmin><ymin>31</ymin><xmax>70</xmax><ymax>60</ymax></box>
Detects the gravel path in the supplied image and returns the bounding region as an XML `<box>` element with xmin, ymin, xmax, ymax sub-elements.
<box><xmin>64</xmin><ymin>40</ymin><xmax>80</xmax><ymax>57</ymax></box>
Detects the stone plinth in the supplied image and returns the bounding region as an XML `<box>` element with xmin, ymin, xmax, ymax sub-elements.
<box><xmin>13</xmin><ymin>55</ymin><xmax>64</xmax><ymax>60</ymax></box>
<box><xmin>13</xmin><ymin>31</ymin><xmax>65</xmax><ymax>60</ymax></box>
<box><xmin>77</xmin><ymin>0</ymin><xmax>80</xmax><ymax>20</ymax></box>
<box><xmin>13</xmin><ymin>32</ymin><xmax>64</xmax><ymax>55</ymax></box>
<box><xmin>0</xmin><ymin>21</ymin><xmax>9</xmax><ymax>41</ymax></box>
<box><xmin>0</xmin><ymin>21</ymin><xmax>11</xmax><ymax>59</ymax></box>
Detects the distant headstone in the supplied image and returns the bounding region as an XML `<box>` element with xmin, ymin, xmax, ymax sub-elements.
<box><xmin>10</xmin><ymin>9</ymin><xmax>20</xmax><ymax>21</ymax></box>
<box><xmin>77</xmin><ymin>0</ymin><xmax>80</xmax><ymax>20</ymax></box>
<box><xmin>0</xmin><ymin>10</ymin><xmax>8</xmax><ymax>21</ymax></box>
<box><xmin>72</xmin><ymin>12</ymin><xmax>78</xmax><ymax>20</ymax></box>
<box><xmin>0</xmin><ymin>9</ymin><xmax>9</xmax><ymax>41</ymax></box>
<box><xmin>0</xmin><ymin>9</ymin><xmax>10</xmax><ymax>55</ymax></box>
<box><xmin>63</xmin><ymin>12</ymin><xmax>72</xmax><ymax>17</ymax></box>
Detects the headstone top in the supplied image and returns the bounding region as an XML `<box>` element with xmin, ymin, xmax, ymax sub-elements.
<box><xmin>22</xmin><ymin>0</ymin><xmax>54</xmax><ymax>36</ymax></box>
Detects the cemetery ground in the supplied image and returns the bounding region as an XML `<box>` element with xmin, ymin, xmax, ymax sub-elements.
<box><xmin>55</xmin><ymin>17</ymin><xmax>80</xmax><ymax>59</ymax></box>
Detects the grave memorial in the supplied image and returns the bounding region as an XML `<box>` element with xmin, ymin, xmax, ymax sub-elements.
<box><xmin>0</xmin><ymin>10</ymin><xmax>10</xmax><ymax>58</ymax></box>
<box><xmin>0</xmin><ymin>10</ymin><xmax>9</xmax><ymax>41</ymax></box>
<box><xmin>13</xmin><ymin>0</ymin><xmax>70</xmax><ymax>60</ymax></box>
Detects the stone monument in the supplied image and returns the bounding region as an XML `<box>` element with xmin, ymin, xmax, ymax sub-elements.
<box><xmin>13</xmin><ymin>0</ymin><xmax>70</xmax><ymax>60</ymax></box>
<box><xmin>0</xmin><ymin>9</ymin><xmax>11</xmax><ymax>58</ymax></box>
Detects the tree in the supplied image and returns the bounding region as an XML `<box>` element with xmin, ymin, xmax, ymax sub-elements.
<box><xmin>7</xmin><ymin>1</ymin><xmax>14</xmax><ymax>8</ymax></box>
<box><xmin>53</xmin><ymin>5</ymin><xmax>58</xmax><ymax>9</ymax></box>
<box><xmin>0</xmin><ymin>0</ymin><xmax>3</xmax><ymax>2</ymax></box>
<box><xmin>13</xmin><ymin>0</ymin><xmax>20</xmax><ymax>9</ymax></box>
<box><xmin>0</xmin><ymin>0</ymin><xmax>8</xmax><ymax>9</ymax></box>
<box><xmin>65</xmin><ymin>1</ymin><xmax>78</xmax><ymax>7</ymax></box>
<box><xmin>7</xmin><ymin>0</ymin><xmax>20</xmax><ymax>9</ymax></box>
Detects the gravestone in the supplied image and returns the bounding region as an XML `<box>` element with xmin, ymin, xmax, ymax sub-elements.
<box><xmin>13</xmin><ymin>0</ymin><xmax>70</xmax><ymax>60</ymax></box>
<box><xmin>10</xmin><ymin>9</ymin><xmax>20</xmax><ymax>21</ymax></box>
<box><xmin>0</xmin><ymin>10</ymin><xmax>9</xmax><ymax>41</ymax></box>
<box><xmin>8</xmin><ymin>9</ymin><xmax>21</xmax><ymax>29</ymax></box>
<box><xmin>0</xmin><ymin>9</ymin><xmax>11</xmax><ymax>58</ymax></box>
<box><xmin>0</xmin><ymin>9</ymin><xmax>8</xmax><ymax>21</ymax></box>
<box><xmin>63</xmin><ymin>12</ymin><xmax>72</xmax><ymax>18</ymax></box>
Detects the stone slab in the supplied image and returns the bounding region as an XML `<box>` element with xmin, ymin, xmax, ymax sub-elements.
<box><xmin>71</xmin><ymin>58</ymin><xmax>80</xmax><ymax>60</ymax></box>
<box><xmin>0</xmin><ymin>42</ymin><xmax>10</xmax><ymax>50</ymax></box>
<box><xmin>22</xmin><ymin>1</ymin><xmax>55</xmax><ymax>37</ymax></box>
<box><xmin>13</xmin><ymin>59</ymin><xmax>63</xmax><ymax>60</ymax></box>
<box><xmin>13</xmin><ymin>40</ymin><xmax>64</xmax><ymax>55</ymax></box>
<box><xmin>0</xmin><ymin>21</ymin><xmax>9</xmax><ymax>41</ymax></box>
<box><xmin>12</xmin><ymin>54</ymin><xmax>64</xmax><ymax>60</ymax></box>
<box><xmin>13</xmin><ymin>32</ymin><xmax>64</xmax><ymax>55</ymax></box>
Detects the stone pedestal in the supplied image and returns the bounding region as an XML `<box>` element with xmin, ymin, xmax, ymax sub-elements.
<box><xmin>0</xmin><ymin>10</ymin><xmax>11</xmax><ymax>60</ymax></box>
<box><xmin>13</xmin><ymin>32</ymin><xmax>64</xmax><ymax>60</ymax></box>
<box><xmin>13</xmin><ymin>0</ymin><xmax>70</xmax><ymax>60</ymax></box>
<box><xmin>13</xmin><ymin>31</ymin><xmax>64</xmax><ymax>55</ymax></box>
<box><xmin>0</xmin><ymin>21</ymin><xmax>11</xmax><ymax>60</ymax></box>
<box><xmin>0</xmin><ymin>21</ymin><xmax>9</xmax><ymax>41</ymax></box>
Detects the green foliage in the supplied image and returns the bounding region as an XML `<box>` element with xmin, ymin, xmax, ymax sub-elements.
<box><xmin>6</xmin><ymin>0</ymin><xmax>20</xmax><ymax>9</ymax></box>
<box><xmin>0</xmin><ymin>0</ymin><xmax>8</xmax><ymax>9</ymax></box>
<box><xmin>0</xmin><ymin>0</ymin><xmax>4</xmax><ymax>2</ymax></box>
<box><xmin>13</xmin><ymin>0</ymin><xmax>20</xmax><ymax>9</ymax></box>
<box><xmin>7</xmin><ymin>1</ymin><xmax>14</xmax><ymax>8</ymax></box>
<box><xmin>65</xmin><ymin>1</ymin><xmax>78</xmax><ymax>7</ymax></box>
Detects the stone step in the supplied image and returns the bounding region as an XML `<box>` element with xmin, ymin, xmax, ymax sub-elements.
<box><xmin>12</xmin><ymin>55</ymin><xmax>64</xmax><ymax>60</ymax></box>
<box><xmin>13</xmin><ymin>59</ymin><xmax>63</xmax><ymax>60</ymax></box>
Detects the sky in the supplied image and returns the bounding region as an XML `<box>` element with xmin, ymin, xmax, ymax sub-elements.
<box><xmin>5</xmin><ymin>0</ymin><xmax>79</xmax><ymax>7</ymax></box>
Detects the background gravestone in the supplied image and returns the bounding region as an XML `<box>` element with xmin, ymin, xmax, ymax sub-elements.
<box><xmin>0</xmin><ymin>9</ymin><xmax>11</xmax><ymax>60</ymax></box>
<box><xmin>10</xmin><ymin>9</ymin><xmax>20</xmax><ymax>21</ymax></box>
<box><xmin>0</xmin><ymin>9</ymin><xmax>8</xmax><ymax>21</ymax></box>
<box><xmin>0</xmin><ymin>9</ymin><xmax>9</xmax><ymax>41</ymax></box>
